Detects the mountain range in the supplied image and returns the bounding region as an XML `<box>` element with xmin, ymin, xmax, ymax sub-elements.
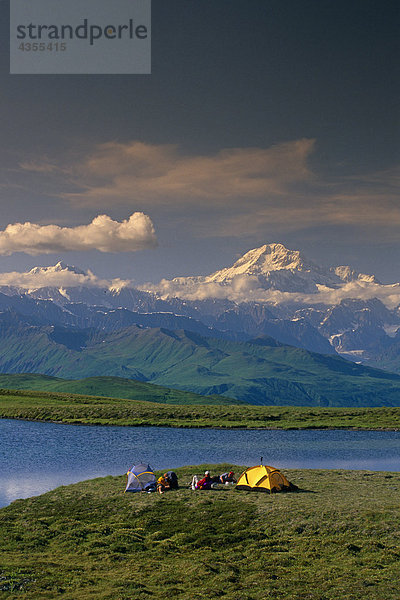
<box><xmin>1</xmin><ymin>243</ymin><xmax>400</xmax><ymax>405</ymax></box>
<box><xmin>1</xmin><ymin>311</ymin><xmax>400</xmax><ymax>406</ymax></box>
<box><xmin>1</xmin><ymin>243</ymin><xmax>400</xmax><ymax>366</ymax></box>
<box><xmin>166</xmin><ymin>243</ymin><xmax>379</xmax><ymax>293</ymax></box>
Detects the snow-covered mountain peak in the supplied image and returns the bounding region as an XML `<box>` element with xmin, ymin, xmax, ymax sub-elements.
<box><xmin>332</xmin><ymin>265</ymin><xmax>379</xmax><ymax>284</ymax></box>
<box><xmin>28</xmin><ymin>261</ymin><xmax>87</xmax><ymax>276</ymax></box>
<box><xmin>206</xmin><ymin>243</ymin><xmax>318</xmax><ymax>283</ymax></box>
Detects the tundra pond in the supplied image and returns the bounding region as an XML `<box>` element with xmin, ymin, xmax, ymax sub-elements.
<box><xmin>0</xmin><ymin>418</ymin><xmax>399</xmax><ymax>507</ymax></box>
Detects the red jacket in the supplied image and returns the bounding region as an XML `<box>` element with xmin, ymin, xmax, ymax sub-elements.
<box><xmin>196</xmin><ymin>476</ymin><xmax>212</xmax><ymax>490</ymax></box>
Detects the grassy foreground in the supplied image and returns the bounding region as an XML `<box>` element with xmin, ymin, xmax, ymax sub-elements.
<box><xmin>0</xmin><ymin>465</ymin><xmax>399</xmax><ymax>600</ymax></box>
<box><xmin>1</xmin><ymin>388</ymin><xmax>400</xmax><ymax>429</ymax></box>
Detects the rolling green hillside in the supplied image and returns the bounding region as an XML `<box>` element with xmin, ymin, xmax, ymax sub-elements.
<box><xmin>2</xmin><ymin>315</ymin><xmax>400</xmax><ymax>406</ymax></box>
<box><xmin>0</xmin><ymin>374</ymin><xmax>241</xmax><ymax>405</ymax></box>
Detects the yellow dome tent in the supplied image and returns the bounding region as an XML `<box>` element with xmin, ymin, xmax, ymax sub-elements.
<box><xmin>236</xmin><ymin>464</ymin><xmax>297</xmax><ymax>493</ymax></box>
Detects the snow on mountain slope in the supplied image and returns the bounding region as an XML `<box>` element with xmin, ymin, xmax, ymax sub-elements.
<box><xmin>202</xmin><ymin>243</ymin><xmax>379</xmax><ymax>289</ymax></box>
<box><xmin>332</xmin><ymin>265</ymin><xmax>379</xmax><ymax>284</ymax></box>
<box><xmin>0</xmin><ymin>242</ymin><xmax>392</xmax><ymax>306</ymax></box>
<box><xmin>28</xmin><ymin>261</ymin><xmax>86</xmax><ymax>277</ymax></box>
<box><xmin>1</xmin><ymin>243</ymin><xmax>400</xmax><ymax>363</ymax></box>
<box><xmin>150</xmin><ymin>243</ymin><xmax>390</xmax><ymax>302</ymax></box>
<box><xmin>207</xmin><ymin>243</ymin><xmax>324</xmax><ymax>280</ymax></box>
<box><xmin>0</xmin><ymin>260</ymin><xmax>136</xmax><ymax>306</ymax></box>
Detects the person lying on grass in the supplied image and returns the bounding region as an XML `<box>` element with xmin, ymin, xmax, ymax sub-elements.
<box><xmin>191</xmin><ymin>470</ymin><xmax>236</xmax><ymax>490</ymax></box>
<box><xmin>216</xmin><ymin>471</ymin><xmax>236</xmax><ymax>485</ymax></box>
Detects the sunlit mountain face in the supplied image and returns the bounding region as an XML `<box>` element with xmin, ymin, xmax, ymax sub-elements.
<box><xmin>1</xmin><ymin>243</ymin><xmax>400</xmax><ymax>367</ymax></box>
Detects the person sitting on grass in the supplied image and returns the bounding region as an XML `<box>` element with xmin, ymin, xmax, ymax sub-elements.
<box><xmin>157</xmin><ymin>473</ymin><xmax>171</xmax><ymax>494</ymax></box>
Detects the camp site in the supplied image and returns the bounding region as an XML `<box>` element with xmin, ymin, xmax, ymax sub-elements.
<box><xmin>0</xmin><ymin>403</ymin><xmax>399</xmax><ymax>600</ymax></box>
<box><xmin>1</xmin><ymin>0</ymin><xmax>399</xmax><ymax>597</ymax></box>
<box><xmin>1</xmin><ymin>458</ymin><xmax>399</xmax><ymax>599</ymax></box>
<box><xmin>124</xmin><ymin>462</ymin><xmax>298</xmax><ymax>494</ymax></box>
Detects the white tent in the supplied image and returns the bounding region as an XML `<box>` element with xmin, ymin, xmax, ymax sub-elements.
<box><xmin>125</xmin><ymin>463</ymin><xmax>156</xmax><ymax>492</ymax></box>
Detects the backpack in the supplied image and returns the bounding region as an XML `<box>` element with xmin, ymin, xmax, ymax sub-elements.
<box><xmin>166</xmin><ymin>471</ymin><xmax>179</xmax><ymax>489</ymax></box>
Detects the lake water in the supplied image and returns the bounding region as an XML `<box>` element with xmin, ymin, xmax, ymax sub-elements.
<box><xmin>1</xmin><ymin>419</ymin><xmax>399</xmax><ymax>507</ymax></box>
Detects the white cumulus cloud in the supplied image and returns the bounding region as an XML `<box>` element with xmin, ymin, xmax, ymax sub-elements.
<box><xmin>16</xmin><ymin>140</ymin><xmax>400</xmax><ymax>241</ymax></box>
<box><xmin>142</xmin><ymin>277</ymin><xmax>400</xmax><ymax>309</ymax></box>
<box><xmin>0</xmin><ymin>212</ymin><xmax>157</xmax><ymax>256</ymax></box>
<box><xmin>0</xmin><ymin>267</ymin><xmax>132</xmax><ymax>291</ymax></box>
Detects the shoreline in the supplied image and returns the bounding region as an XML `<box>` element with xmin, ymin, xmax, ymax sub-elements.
<box><xmin>1</xmin><ymin>388</ymin><xmax>400</xmax><ymax>431</ymax></box>
<box><xmin>1</xmin><ymin>464</ymin><xmax>400</xmax><ymax>510</ymax></box>
<box><xmin>1</xmin><ymin>414</ymin><xmax>400</xmax><ymax>431</ymax></box>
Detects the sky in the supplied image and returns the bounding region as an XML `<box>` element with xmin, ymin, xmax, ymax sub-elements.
<box><xmin>0</xmin><ymin>0</ymin><xmax>399</xmax><ymax>284</ymax></box>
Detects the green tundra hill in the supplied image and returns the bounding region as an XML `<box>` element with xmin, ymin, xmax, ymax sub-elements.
<box><xmin>2</xmin><ymin>315</ymin><xmax>400</xmax><ymax>406</ymax></box>
<box><xmin>0</xmin><ymin>374</ymin><xmax>241</xmax><ymax>405</ymax></box>
<box><xmin>0</xmin><ymin>465</ymin><xmax>399</xmax><ymax>600</ymax></box>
